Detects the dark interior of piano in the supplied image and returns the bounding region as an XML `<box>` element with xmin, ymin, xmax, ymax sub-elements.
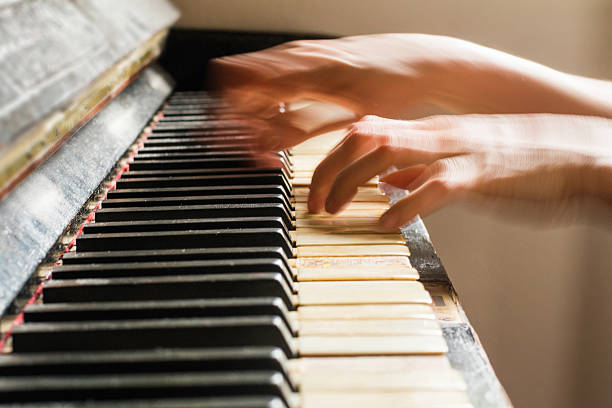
<box><xmin>2</xmin><ymin>1</ymin><xmax>612</xmax><ymax>407</ymax></box>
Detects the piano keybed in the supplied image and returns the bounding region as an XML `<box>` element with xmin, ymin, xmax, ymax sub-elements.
<box><xmin>0</xmin><ymin>92</ymin><xmax>472</xmax><ymax>407</ymax></box>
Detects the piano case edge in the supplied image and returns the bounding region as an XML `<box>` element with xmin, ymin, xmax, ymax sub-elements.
<box><xmin>0</xmin><ymin>64</ymin><xmax>174</xmax><ymax>316</ymax></box>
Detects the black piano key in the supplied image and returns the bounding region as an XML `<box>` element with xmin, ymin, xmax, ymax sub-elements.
<box><xmin>128</xmin><ymin>159</ymin><xmax>292</xmax><ymax>177</ymax></box>
<box><xmin>116</xmin><ymin>173</ymin><xmax>292</xmax><ymax>197</ymax></box>
<box><xmin>61</xmin><ymin>247</ymin><xmax>288</xmax><ymax>267</ymax></box>
<box><xmin>12</xmin><ymin>316</ymin><xmax>297</xmax><ymax>357</ymax></box>
<box><xmin>130</xmin><ymin>156</ymin><xmax>293</xmax><ymax>175</ymax></box>
<box><xmin>0</xmin><ymin>371</ymin><xmax>293</xmax><ymax>406</ymax></box>
<box><xmin>133</xmin><ymin>151</ymin><xmax>292</xmax><ymax>169</ymax></box>
<box><xmin>0</xmin><ymin>397</ymin><xmax>287</xmax><ymax>408</ymax></box>
<box><xmin>119</xmin><ymin>167</ymin><xmax>289</xmax><ymax>179</ymax></box>
<box><xmin>139</xmin><ymin>143</ymin><xmax>256</xmax><ymax>153</ymax></box>
<box><xmin>23</xmin><ymin>298</ymin><xmax>294</xmax><ymax>333</ymax></box>
<box><xmin>166</xmin><ymin>99</ymin><xmax>227</xmax><ymax>106</ymax></box>
<box><xmin>134</xmin><ymin>151</ymin><xmax>255</xmax><ymax>160</ymax></box>
<box><xmin>129</xmin><ymin>158</ymin><xmax>262</xmax><ymax>171</ymax></box>
<box><xmin>51</xmin><ymin>258</ymin><xmax>295</xmax><ymax>289</ymax></box>
<box><xmin>0</xmin><ymin>396</ymin><xmax>288</xmax><ymax>408</ymax></box>
<box><xmin>145</xmin><ymin>132</ymin><xmax>252</xmax><ymax>141</ymax></box>
<box><xmin>82</xmin><ymin>217</ymin><xmax>289</xmax><ymax>235</ymax></box>
<box><xmin>158</xmin><ymin>114</ymin><xmax>243</xmax><ymax>122</ymax></box>
<box><xmin>93</xmin><ymin>205</ymin><xmax>294</xmax><ymax>232</ymax></box>
<box><xmin>42</xmin><ymin>273</ymin><xmax>295</xmax><ymax>309</ymax></box>
<box><xmin>105</xmin><ymin>185</ymin><xmax>288</xmax><ymax>199</ymax></box>
<box><xmin>75</xmin><ymin>229</ymin><xmax>294</xmax><ymax>258</ymax></box>
<box><xmin>101</xmin><ymin>194</ymin><xmax>293</xmax><ymax>213</ymax></box>
<box><xmin>153</xmin><ymin>121</ymin><xmax>244</xmax><ymax>133</ymax></box>
<box><xmin>0</xmin><ymin>347</ymin><xmax>291</xmax><ymax>383</ymax></box>
<box><xmin>139</xmin><ymin>144</ymin><xmax>257</xmax><ymax>154</ymax></box>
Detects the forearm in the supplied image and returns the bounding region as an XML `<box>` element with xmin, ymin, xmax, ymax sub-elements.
<box><xmin>426</xmin><ymin>39</ymin><xmax>612</xmax><ymax>118</ymax></box>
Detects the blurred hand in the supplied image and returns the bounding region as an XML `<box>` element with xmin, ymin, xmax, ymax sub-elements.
<box><xmin>210</xmin><ymin>34</ymin><xmax>612</xmax><ymax>150</ymax></box>
<box><xmin>309</xmin><ymin>114</ymin><xmax>612</xmax><ymax>230</ymax></box>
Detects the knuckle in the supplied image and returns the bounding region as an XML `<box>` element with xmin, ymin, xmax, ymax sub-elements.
<box><xmin>347</xmin><ymin>129</ymin><xmax>370</xmax><ymax>145</ymax></box>
<box><xmin>360</xmin><ymin>114</ymin><xmax>382</xmax><ymax>123</ymax></box>
<box><xmin>420</xmin><ymin>115</ymin><xmax>455</xmax><ymax>131</ymax></box>
<box><xmin>374</xmin><ymin>144</ymin><xmax>396</xmax><ymax>159</ymax></box>
<box><xmin>427</xmin><ymin>177</ymin><xmax>452</xmax><ymax>194</ymax></box>
<box><xmin>285</xmin><ymin>39</ymin><xmax>312</xmax><ymax>48</ymax></box>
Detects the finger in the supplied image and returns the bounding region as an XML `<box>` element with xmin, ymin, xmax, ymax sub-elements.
<box><xmin>308</xmin><ymin>130</ymin><xmax>379</xmax><ymax>213</ymax></box>
<box><xmin>325</xmin><ymin>145</ymin><xmax>399</xmax><ymax>213</ymax></box>
<box><xmin>377</xmin><ymin>157</ymin><xmax>475</xmax><ymax>230</ymax></box>
<box><xmin>377</xmin><ymin>180</ymin><xmax>452</xmax><ymax>231</ymax></box>
<box><xmin>379</xmin><ymin>165</ymin><xmax>428</xmax><ymax>189</ymax></box>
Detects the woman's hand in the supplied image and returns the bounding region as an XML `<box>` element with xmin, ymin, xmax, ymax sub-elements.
<box><xmin>210</xmin><ymin>34</ymin><xmax>612</xmax><ymax>150</ymax></box>
<box><xmin>309</xmin><ymin>114</ymin><xmax>612</xmax><ymax>229</ymax></box>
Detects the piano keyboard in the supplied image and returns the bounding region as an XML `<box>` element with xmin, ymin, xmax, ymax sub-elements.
<box><xmin>0</xmin><ymin>92</ymin><xmax>472</xmax><ymax>407</ymax></box>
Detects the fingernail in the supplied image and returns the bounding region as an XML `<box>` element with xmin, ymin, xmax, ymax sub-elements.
<box><xmin>307</xmin><ymin>194</ymin><xmax>323</xmax><ymax>213</ymax></box>
<box><xmin>325</xmin><ymin>196</ymin><xmax>339</xmax><ymax>214</ymax></box>
<box><xmin>378</xmin><ymin>213</ymin><xmax>397</xmax><ymax>230</ymax></box>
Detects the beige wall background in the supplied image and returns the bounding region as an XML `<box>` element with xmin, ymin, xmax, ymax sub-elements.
<box><xmin>172</xmin><ymin>1</ymin><xmax>612</xmax><ymax>407</ymax></box>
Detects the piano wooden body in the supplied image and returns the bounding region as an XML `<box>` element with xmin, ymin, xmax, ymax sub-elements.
<box><xmin>0</xmin><ymin>1</ymin><xmax>510</xmax><ymax>407</ymax></box>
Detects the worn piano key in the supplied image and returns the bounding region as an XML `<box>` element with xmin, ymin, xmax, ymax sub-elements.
<box><xmin>297</xmin><ymin>281</ymin><xmax>430</xmax><ymax>305</ymax></box>
<box><xmin>102</xmin><ymin>194</ymin><xmax>294</xmax><ymax>213</ymax></box>
<box><xmin>301</xmin><ymin>392</ymin><xmax>471</xmax><ymax>408</ymax></box>
<box><xmin>296</xmin><ymin>264</ymin><xmax>419</xmax><ymax>281</ymax></box>
<box><xmin>42</xmin><ymin>273</ymin><xmax>295</xmax><ymax>309</ymax></box>
<box><xmin>297</xmin><ymin>319</ymin><xmax>441</xmax><ymax>336</ymax></box>
<box><xmin>297</xmin><ymin>244</ymin><xmax>410</xmax><ymax>257</ymax></box>
<box><xmin>295</xmin><ymin>254</ymin><xmax>411</xmax><ymax>267</ymax></box>
<box><xmin>106</xmin><ymin>185</ymin><xmax>289</xmax><ymax>199</ymax></box>
<box><xmin>61</xmin><ymin>247</ymin><xmax>288</xmax><ymax>266</ymax></box>
<box><xmin>12</xmin><ymin>316</ymin><xmax>297</xmax><ymax>356</ymax></box>
<box><xmin>0</xmin><ymin>347</ymin><xmax>291</xmax><ymax>382</ymax></box>
<box><xmin>75</xmin><ymin>229</ymin><xmax>294</xmax><ymax>258</ymax></box>
<box><xmin>295</xmin><ymin>209</ymin><xmax>386</xmax><ymax>219</ymax></box>
<box><xmin>296</xmin><ymin>304</ymin><xmax>435</xmax><ymax>320</ymax></box>
<box><xmin>294</xmin><ymin>217</ymin><xmax>380</xmax><ymax>229</ymax></box>
<box><xmin>0</xmin><ymin>371</ymin><xmax>293</xmax><ymax>407</ymax></box>
<box><xmin>94</xmin><ymin>205</ymin><xmax>294</xmax><ymax>231</ymax></box>
<box><xmin>51</xmin><ymin>258</ymin><xmax>295</xmax><ymax>289</ymax></box>
<box><xmin>294</xmin><ymin>202</ymin><xmax>388</xmax><ymax>212</ymax></box>
<box><xmin>293</xmin><ymin>191</ymin><xmax>388</xmax><ymax>203</ymax></box>
<box><xmin>293</xmin><ymin>231</ymin><xmax>405</xmax><ymax>246</ymax></box>
<box><xmin>292</xmin><ymin>176</ymin><xmax>378</xmax><ymax>188</ymax></box>
<box><xmin>297</xmin><ymin>364</ymin><xmax>466</xmax><ymax>392</ymax></box>
<box><xmin>82</xmin><ymin>217</ymin><xmax>289</xmax><ymax>235</ymax></box>
<box><xmin>297</xmin><ymin>335</ymin><xmax>447</xmax><ymax>356</ymax></box>
<box><xmin>23</xmin><ymin>298</ymin><xmax>294</xmax><ymax>333</ymax></box>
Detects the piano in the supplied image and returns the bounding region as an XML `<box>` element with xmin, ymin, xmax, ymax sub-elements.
<box><xmin>0</xmin><ymin>1</ymin><xmax>511</xmax><ymax>407</ymax></box>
